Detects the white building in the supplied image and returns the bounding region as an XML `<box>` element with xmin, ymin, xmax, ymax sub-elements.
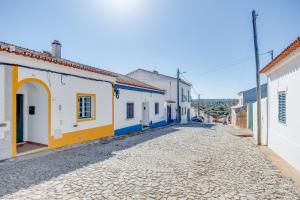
<box><xmin>0</xmin><ymin>41</ymin><xmax>116</xmax><ymax>160</ymax></box>
<box><xmin>127</xmin><ymin>69</ymin><xmax>192</xmax><ymax>123</ymax></box>
<box><xmin>114</xmin><ymin>75</ymin><xmax>166</xmax><ymax>136</ymax></box>
<box><xmin>0</xmin><ymin>40</ymin><xmax>170</xmax><ymax>161</ymax></box>
<box><xmin>260</xmin><ymin>37</ymin><xmax>300</xmax><ymax>172</ymax></box>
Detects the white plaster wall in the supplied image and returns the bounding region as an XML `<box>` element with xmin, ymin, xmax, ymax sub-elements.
<box><xmin>18</xmin><ymin>83</ymin><xmax>48</xmax><ymax>144</ymax></box>
<box><xmin>252</xmin><ymin>98</ymin><xmax>268</xmax><ymax>145</ymax></box>
<box><xmin>0</xmin><ymin>52</ymin><xmax>114</xmax><ymax>83</ymax></box>
<box><xmin>127</xmin><ymin>70</ymin><xmax>192</xmax><ymax>123</ymax></box>
<box><xmin>0</xmin><ymin>66</ymin><xmax>4</xmax><ymax>136</ymax></box>
<box><xmin>266</xmin><ymin>49</ymin><xmax>300</xmax><ymax>172</ymax></box>
<box><xmin>17</xmin><ymin>63</ymin><xmax>113</xmax><ymax>139</ymax></box>
<box><xmin>114</xmin><ymin>87</ymin><xmax>165</xmax><ymax>130</ymax></box>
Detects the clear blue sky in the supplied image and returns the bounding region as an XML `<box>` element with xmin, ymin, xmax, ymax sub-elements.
<box><xmin>1</xmin><ymin>0</ymin><xmax>299</xmax><ymax>98</ymax></box>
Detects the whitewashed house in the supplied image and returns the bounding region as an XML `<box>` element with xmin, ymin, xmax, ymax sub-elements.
<box><xmin>0</xmin><ymin>40</ymin><xmax>117</xmax><ymax>160</ymax></box>
<box><xmin>0</xmin><ymin>40</ymin><xmax>169</xmax><ymax>161</ymax></box>
<box><xmin>260</xmin><ymin>37</ymin><xmax>300</xmax><ymax>172</ymax></box>
<box><xmin>114</xmin><ymin>75</ymin><xmax>166</xmax><ymax>136</ymax></box>
<box><xmin>127</xmin><ymin>69</ymin><xmax>192</xmax><ymax>123</ymax></box>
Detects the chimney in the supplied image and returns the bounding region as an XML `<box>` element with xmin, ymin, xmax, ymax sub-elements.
<box><xmin>51</xmin><ymin>40</ymin><xmax>61</xmax><ymax>59</ymax></box>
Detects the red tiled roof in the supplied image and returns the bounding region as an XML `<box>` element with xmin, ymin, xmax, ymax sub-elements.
<box><xmin>0</xmin><ymin>41</ymin><xmax>165</xmax><ymax>91</ymax></box>
<box><xmin>0</xmin><ymin>41</ymin><xmax>117</xmax><ymax>77</ymax></box>
<box><xmin>260</xmin><ymin>37</ymin><xmax>300</xmax><ymax>73</ymax></box>
<box><xmin>116</xmin><ymin>74</ymin><xmax>165</xmax><ymax>92</ymax></box>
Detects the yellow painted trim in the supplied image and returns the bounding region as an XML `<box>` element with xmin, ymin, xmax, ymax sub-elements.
<box><xmin>12</xmin><ymin>67</ymin><xmax>114</xmax><ymax>157</ymax></box>
<box><xmin>112</xmin><ymin>85</ymin><xmax>114</xmax><ymax>129</ymax></box>
<box><xmin>12</xmin><ymin>74</ymin><xmax>52</xmax><ymax>157</ymax></box>
<box><xmin>49</xmin><ymin>124</ymin><xmax>114</xmax><ymax>148</ymax></box>
<box><xmin>76</xmin><ymin>93</ymin><xmax>96</xmax><ymax>122</ymax></box>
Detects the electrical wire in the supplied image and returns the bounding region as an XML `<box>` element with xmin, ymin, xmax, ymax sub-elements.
<box><xmin>186</xmin><ymin>51</ymin><xmax>272</xmax><ymax>77</ymax></box>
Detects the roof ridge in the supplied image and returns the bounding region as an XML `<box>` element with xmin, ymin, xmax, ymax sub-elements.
<box><xmin>260</xmin><ymin>36</ymin><xmax>300</xmax><ymax>73</ymax></box>
<box><xmin>0</xmin><ymin>41</ymin><xmax>118</xmax><ymax>78</ymax></box>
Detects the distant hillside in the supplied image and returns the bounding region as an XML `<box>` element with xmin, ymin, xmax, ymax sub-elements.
<box><xmin>191</xmin><ymin>99</ymin><xmax>238</xmax><ymax>117</ymax></box>
<box><xmin>192</xmin><ymin>99</ymin><xmax>238</xmax><ymax>105</ymax></box>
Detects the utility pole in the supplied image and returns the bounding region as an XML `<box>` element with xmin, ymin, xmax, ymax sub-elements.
<box><xmin>176</xmin><ymin>68</ymin><xmax>180</xmax><ymax>123</ymax></box>
<box><xmin>270</xmin><ymin>50</ymin><xmax>274</xmax><ymax>60</ymax></box>
<box><xmin>267</xmin><ymin>50</ymin><xmax>274</xmax><ymax>61</ymax></box>
<box><xmin>252</xmin><ymin>10</ymin><xmax>262</xmax><ymax>145</ymax></box>
<box><xmin>198</xmin><ymin>94</ymin><xmax>200</xmax><ymax>117</ymax></box>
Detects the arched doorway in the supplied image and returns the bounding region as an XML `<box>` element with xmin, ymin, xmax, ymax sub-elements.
<box><xmin>15</xmin><ymin>79</ymin><xmax>50</xmax><ymax>154</ymax></box>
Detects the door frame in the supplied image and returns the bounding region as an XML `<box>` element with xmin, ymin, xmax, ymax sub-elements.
<box><xmin>142</xmin><ymin>102</ymin><xmax>149</xmax><ymax>127</ymax></box>
<box><xmin>16</xmin><ymin>94</ymin><xmax>24</xmax><ymax>144</ymax></box>
<box><xmin>12</xmin><ymin>66</ymin><xmax>51</xmax><ymax>156</ymax></box>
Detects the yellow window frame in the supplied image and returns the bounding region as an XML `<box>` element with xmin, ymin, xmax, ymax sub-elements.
<box><xmin>76</xmin><ymin>93</ymin><xmax>96</xmax><ymax>122</ymax></box>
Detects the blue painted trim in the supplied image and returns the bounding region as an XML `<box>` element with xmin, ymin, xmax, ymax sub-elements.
<box><xmin>114</xmin><ymin>124</ymin><xmax>143</xmax><ymax>136</ymax></box>
<box><xmin>150</xmin><ymin>120</ymin><xmax>167</xmax><ymax>128</ymax></box>
<box><xmin>115</xmin><ymin>84</ymin><xmax>165</xmax><ymax>95</ymax></box>
<box><xmin>167</xmin><ymin>119</ymin><xmax>176</xmax><ymax>123</ymax></box>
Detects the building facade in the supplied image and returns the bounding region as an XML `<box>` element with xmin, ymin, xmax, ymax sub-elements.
<box><xmin>0</xmin><ymin>41</ymin><xmax>171</xmax><ymax>161</ymax></box>
<box><xmin>260</xmin><ymin>37</ymin><xmax>300</xmax><ymax>172</ymax></box>
<box><xmin>127</xmin><ymin>69</ymin><xmax>192</xmax><ymax>123</ymax></box>
<box><xmin>114</xmin><ymin>75</ymin><xmax>166</xmax><ymax>136</ymax></box>
<box><xmin>0</xmin><ymin>41</ymin><xmax>116</xmax><ymax>160</ymax></box>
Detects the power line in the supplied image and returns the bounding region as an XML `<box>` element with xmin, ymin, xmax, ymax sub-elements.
<box><xmin>186</xmin><ymin>51</ymin><xmax>272</xmax><ymax>77</ymax></box>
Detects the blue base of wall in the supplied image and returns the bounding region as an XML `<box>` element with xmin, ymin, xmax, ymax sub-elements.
<box><xmin>115</xmin><ymin>124</ymin><xmax>143</xmax><ymax>136</ymax></box>
<box><xmin>167</xmin><ymin>119</ymin><xmax>176</xmax><ymax>123</ymax></box>
<box><xmin>150</xmin><ymin>120</ymin><xmax>167</xmax><ymax>128</ymax></box>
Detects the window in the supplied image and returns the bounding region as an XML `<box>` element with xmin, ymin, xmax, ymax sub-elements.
<box><xmin>155</xmin><ymin>102</ymin><xmax>159</xmax><ymax>115</ymax></box>
<box><xmin>184</xmin><ymin>107</ymin><xmax>186</xmax><ymax>115</ymax></box>
<box><xmin>188</xmin><ymin>90</ymin><xmax>190</xmax><ymax>102</ymax></box>
<box><xmin>181</xmin><ymin>88</ymin><xmax>184</xmax><ymax>102</ymax></box>
<box><xmin>77</xmin><ymin>94</ymin><xmax>96</xmax><ymax>121</ymax></box>
<box><xmin>278</xmin><ymin>92</ymin><xmax>286</xmax><ymax>124</ymax></box>
<box><xmin>127</xmin><ymin>103</ymin><xmax>134</xmax><ymax>119</ymax></box>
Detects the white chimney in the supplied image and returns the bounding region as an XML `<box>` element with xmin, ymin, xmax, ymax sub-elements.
<box><xmin>51</xmin><ymin>40</ymin><xmax>61</xmax><ymax>58</ymax></box>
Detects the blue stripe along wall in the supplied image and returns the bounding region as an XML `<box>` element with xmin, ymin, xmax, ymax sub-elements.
<box><xmin>114</xmin><ymin>124</ymin><xmax>143</xmax><ymax>136</ymax></box>
<box><xmin>114</xmin><ymin>84</ymin><xmax>165</xmax><ymax>95</ymax></box>
<box><xmin>149</xmin><ymin>120</ymin><xmax>167</xmax><ymax>128</ymax></box>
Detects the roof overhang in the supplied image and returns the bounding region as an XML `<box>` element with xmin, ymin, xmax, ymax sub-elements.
<box><xmin>260</xmin><ymin>37</ymin><xmax>300</xmax><ymax>74</ymax></box>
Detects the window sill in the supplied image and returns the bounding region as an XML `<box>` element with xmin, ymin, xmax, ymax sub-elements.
<box><xmin>77</xmin><ymin>117</ymin><xmax>96</xmax><ymax>123</ymax></box>
<box><xmin>278</xmin><ymin>121</ymin><xmax>287</xmax><ymax>126</ymax></box>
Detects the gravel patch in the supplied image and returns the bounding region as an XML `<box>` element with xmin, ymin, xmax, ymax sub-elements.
<box><xmin>0</xmin><ymin>124</ymin><xmax>299</xmax><ymax>199</ymax></box>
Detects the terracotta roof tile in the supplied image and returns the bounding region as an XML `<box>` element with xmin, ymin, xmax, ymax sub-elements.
<box><xmin>260</xmin><ymin>37</ymin><xmax>300</xmax><ymax>73</ymax></box>
<box><xmin>0</xmin><ymin>41</ymin><xmax>118</xmax><ymax>77</ymax></box>
<box><xmin>116</xmin><ymin>74</ymin><xmax>164</xmax><ymax>92</ymax></box>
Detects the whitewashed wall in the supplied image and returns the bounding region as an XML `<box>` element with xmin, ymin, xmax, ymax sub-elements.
<box><xmin>18</xmin><ymin>83</ymin><xmax>48</xmax><ymax>144</ymax></box>
<box><xmin>0</xmin><ymin>65</ymin><xmax>12</xmax><ymax>160</ymax></box>
<box><xmin>265</xmin><ymin>48</ymin><xmax>300</xmax><ymax>172</ymax></box>
<box><xmin>18</xmin><ymin>67</ymin><xmax>113</xmax><ymax>139</ymax></box>
<box><xmin>252</xmin><ymin>98</ymin><xmax>268</xmax><ymax>145</ymax></box>
<box><xmin>0</xmin><ymin>66</ymin><xmax>5</xmax><ymax>137</ymax></box>
<box><xmin>0</xmin><ymin>51</ymin><xmax>115</xmax><ymax>141</ymax></box>
<box><xmin>127</xmin><ymin>70</ymin><xmax>192</xmax><ymax>123</ymax></box>
<box><xmin>114</xmin><ymin>87</ymin><xmax>165</xmax><ymax>131</ymax></box>
<box><xmin>179</xmin><ymin>82</ymin><xmax>192</xmax><ymax>123</ymax></box>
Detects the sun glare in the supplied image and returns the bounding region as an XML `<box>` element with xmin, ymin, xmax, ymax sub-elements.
<box><xmin>101</xmin><ymin>0</ymin><xmax>143</xmax><ymax>17</ymax></box>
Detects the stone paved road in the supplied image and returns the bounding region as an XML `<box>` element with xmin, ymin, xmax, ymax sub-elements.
<box><xmin>0</xmin><ymin>124</ymin><xmax>299</xmax><ymax>200</ymax></box>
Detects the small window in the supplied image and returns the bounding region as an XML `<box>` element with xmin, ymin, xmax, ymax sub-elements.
<box><xmin>155</xmin><ymin>102</ymin><xmax>159</xmax><ymax>115</ymax></box>
<box><xmin>278</xmin><ymin>92</ymin><xmax>286</xmax><ymax>124</ymax></box>
<box><xmin>127</xmin><ymin>103</ymin><xmax>134</xmax><ymax>119</ymax></box>
<box><xmin>181</xmin><ymin>88</ymin><xmax>184</xmax><ymax>102</ymax></box>
<box><xmin>77</xmin><ymin>94</ymin><xmax>95</xmax><ymax>121</ymax></box>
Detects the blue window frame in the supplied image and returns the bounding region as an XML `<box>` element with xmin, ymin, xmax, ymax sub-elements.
<box><xmin>278</xmin><ymin>91</ymin><xmax>286</xmax><ymax>124</ymax></box>
<box><xmin>127</xmin><ymin>103</ymin><xmax>134</xmax><ymax>119</ymax></box>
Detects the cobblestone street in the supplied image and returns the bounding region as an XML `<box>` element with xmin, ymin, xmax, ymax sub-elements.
<box><xmin>0</xmin><ymin>124</ymin><xmax>299</xmax><ymax>199</ymax></box>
